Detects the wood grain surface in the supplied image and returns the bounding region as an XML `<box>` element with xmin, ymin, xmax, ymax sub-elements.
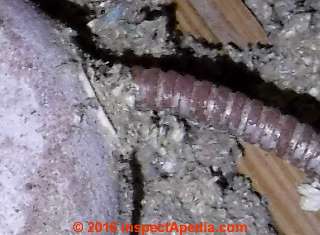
<box><xmin>175</xmin><ymin>0</ymin><xmax>268</xmax><ymax>47</ymax></box>
<box><xmin>174</xmin><ymin>0</ymin><xmax>320</xmax><ymax>234</ymax></box>
<box><xmin>239</xmin><ymin>144</ymin><xmax>320</xmax><ymax>235</ymax></box>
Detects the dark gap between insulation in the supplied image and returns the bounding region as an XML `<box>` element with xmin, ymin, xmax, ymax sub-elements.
<box><xmin>31</xmin><ymin>0</ymin><xmax>320</xmax><ymax>133</ymax></box>
<box><xmin>129</xmin><ymin>151</ymin><xmax>145</xmax><ymax>235</ymax></box>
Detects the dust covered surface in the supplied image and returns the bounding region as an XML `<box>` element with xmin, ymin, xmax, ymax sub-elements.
<box><xmin>233</xmin><ymin>0</ymin><xmax>320</xmax><ymax>100</ymax></box>
<box><xmin>74</xmin><ymin>1</ymin><xmax>279</xmax><ymax>234</ymax></box>
<box><xmin>85</xmin><ymin>0</ymin><xmax>176</xmax><ymax>57</ymax></box>
<box><xmin>85</xmin><ymin>62</ymin><xmax>275</xmax><ymax>234</ymax></box>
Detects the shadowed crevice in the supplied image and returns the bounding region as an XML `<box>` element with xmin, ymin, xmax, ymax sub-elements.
<box><xmin>129</xmin><ymin>151</ymin><xmax>145</xmax><ymax>235</ymax></box>
<box><xmin>31</xmin><ymin>0</ymin><xmax>320</xmax><ymax>132</ymax></box>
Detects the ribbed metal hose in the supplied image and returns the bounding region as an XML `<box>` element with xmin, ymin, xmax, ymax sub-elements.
<box><xmin>132</xmin><ymin>67</ymin><xmax>320</xmax><ymax>177</ymax></box>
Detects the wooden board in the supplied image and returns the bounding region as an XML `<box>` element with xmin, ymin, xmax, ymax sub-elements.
<box><xmin>175</xmin><ymin>0</ymin><xmax>268</xmax><ymax>47</ymax></box>
<box><xmin>174</xmin><ymin>1</ymin><xmax>320</xmax><ymax>234</ymax></box>
<box><xmin>239</xmin><ymin>144</ymin><xmax>320</xmax><ymax>235</ymax></box>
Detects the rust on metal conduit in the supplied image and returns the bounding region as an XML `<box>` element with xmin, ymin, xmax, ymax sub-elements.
<box><xmin>132</xmin><ymin>67</ymin><xmax>320</xmax><ymax>178</ymax></box>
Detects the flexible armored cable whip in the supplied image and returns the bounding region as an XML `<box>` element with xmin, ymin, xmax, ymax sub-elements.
<box><xmin>132</xmin><ymin>66</ymin><xmax>320</xmax><ymax>178</ymax></box>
